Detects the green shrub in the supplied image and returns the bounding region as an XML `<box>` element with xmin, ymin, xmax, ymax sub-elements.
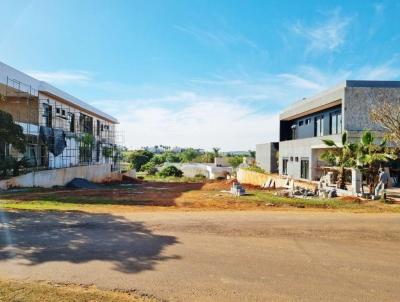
<box><xmin>194</xmin><ymin>174</ymin><xmax>207</xmax><ymax>179</ymax></box>
<box><xmin>244</xmin><ymin>165</ymin><xmax>266</xmax><ymax>173</ymax></box>
<box><xmin>141</xmin><ymin>161</ymin><xmax>158</xmax><ymax>175</ymax></box>
<box><xmin>158</xmin><ymin>165</ymin><xmax>183</xmax><ymax>178</ymax></box>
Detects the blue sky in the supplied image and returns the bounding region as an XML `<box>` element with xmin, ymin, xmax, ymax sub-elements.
<box><xmin>1</xmin><ymin>0</ymin><xmax>400</xmax><ymax>150</ymax></box>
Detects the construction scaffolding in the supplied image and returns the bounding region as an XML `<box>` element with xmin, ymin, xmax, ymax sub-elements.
<box><xmin>0</xmin><ymin>76</ymin><xmax>123</xmax><ymax>180</ymax></box>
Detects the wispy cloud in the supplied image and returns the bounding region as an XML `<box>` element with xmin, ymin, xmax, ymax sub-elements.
<box><xmin>357</xmin><ymin>56</ymin><xmax>400</xmax><ymax>80</ymax></box>
<box><xmin>277</xmin><ymin>74</ymin><xmax>323</xmax><ymax>90</ymax></box>
<box><xmin>373</xmin><ymin>2</ymin><xmax>385</xmax><ymax>14</ymax></box>
<box><xmin>26</xmin><ymin>70</ymin><xmax>92</xmax><ymax>84</ymax></box>
<box><xmin>291</xmin><ymin>8</ymin><xmax>352</xmax><ymax>53</ymax></box>
<box><xmin>174</xmin><ymin>25</ymin><xmax>268</xmax><ymax>58</ymax></box>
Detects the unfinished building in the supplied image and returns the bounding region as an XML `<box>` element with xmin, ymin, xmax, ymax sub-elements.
<box><xmin>0</xmin><ymin>61</ymin><xmax>121</xmax><ymax>181</ymax></box>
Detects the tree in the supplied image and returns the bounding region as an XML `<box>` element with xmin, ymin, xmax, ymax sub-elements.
<box><xmin>195</xmin><ymin>152</ymin><xmax>215</xmax><ymax>163</ymax></box>
<box><xmin>212</xmin><ymin>147</ymin><xmax>220</xmax><ymax>157</ymax></box>
<box><xmin>370</xmin><ymin>100</ymin><xmax>400</xmax><ymax>144</ymax></box>
<box><xmin>125</xmin><ymin>149</ymin><xmax>154</xmax><ymax>171</ymax></box>
<box><xmin>180</xmin><ymin>148</ymin><xmax>199</xmax><ymax>163</ymax></box>
<box><xmin>0</xmin><ymin>110</ymin><xmax>26</xmax><ymax>155</ymax></box>
<box><xmin>356</xmin><ymin>130</ymin><xmax>396</xmax><ymax>194</ymax></box>
<box><xmin>321</xmin><ymin>132</ymin><xmax>357</xmax><ymax>189</ymax></box>
<box><xmin>248</xmin><ymin>150</ymin><xmax>256</xmax><ymax>158</ymax></box>
<box><xmin>162</xmin><ymin>151</ymin><xmax>181</xmax><ymax>163</ymax></box>
<box><xmin>228</xmin><ymin>156</ymin><xmax>243</xmax><ymax>168</ymax></box>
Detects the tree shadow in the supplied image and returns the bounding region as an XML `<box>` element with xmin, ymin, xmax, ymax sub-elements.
<box><xmin>0</xmin><ymin>210</ymin><xmax>180</xmax><ymax>273</ymax></box>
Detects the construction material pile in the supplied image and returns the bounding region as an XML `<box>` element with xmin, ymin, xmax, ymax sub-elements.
<box><xmin>230</xmin><ymin>181</ymin><xmax>246</xmax><ymax>196</ymax></box>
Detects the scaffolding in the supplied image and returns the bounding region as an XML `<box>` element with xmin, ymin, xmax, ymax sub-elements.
<box><xmin>0</xmin><ymin>76</ymin><xmax>123</xmax><ymax>180</ymax></box>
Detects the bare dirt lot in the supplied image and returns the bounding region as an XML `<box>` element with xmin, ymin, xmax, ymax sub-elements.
<box><xmin>1</xmin><ymin>180</ymin><xmax>399</xmax><ymax>213</ymax></box>
<box><xmin>1</xmin><ymin>210</ymin><xmax>400</xmax><ymax>302</ymax></box>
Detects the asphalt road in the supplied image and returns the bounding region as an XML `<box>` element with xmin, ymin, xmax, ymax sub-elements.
<box><xmin>1</xmin><ymin>210</ymin><xmax>400</xmax><ymax>302</ymax></box>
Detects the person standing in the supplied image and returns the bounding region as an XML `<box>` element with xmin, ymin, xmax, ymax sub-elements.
<box><xmin>375</xmin><ymin>168</ymin><xmax>389</xmax><ymax>199</ymax></box>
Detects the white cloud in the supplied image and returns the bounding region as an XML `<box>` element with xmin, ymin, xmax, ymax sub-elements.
<box><xmin>118</xmin><ymin>100</ymin><xmax>279</xmax><ymax>151</ymax></box>
<box><xmin>26</xmin><ymin>70</ymin><xmax>92</xmax><ymax>84</ymax></box>
<box><xmin>291</xmin><ymin>9</ymin><xmax>352</xmax><ymax>52</ymax></box>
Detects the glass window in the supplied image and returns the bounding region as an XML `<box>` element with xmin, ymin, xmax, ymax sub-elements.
<box><xmin>314</xmin><ymin>115</ymin><xmax>324</xmax><ymax>137</ymax></box>
<box><xmin>330</xmin><ymin>110</ymin><xmax>342</xmax><ymax>135</ymax></box>
<box><xmin>301</xmin><ymin>159</ymin><xmax>309</xmax><ymax>179</ymax></box>
<box><xmin>282</xmin><ymin>158</ymin><xmax>288</xmax><ymax>175</ymax></box>
<box><xmin>291</xmin><ymin>124</ymin><xmax>297</xmax><ymax>140</ymax></box>
<box><xmin>299</xmin><ymin>120</ymin><xmax>304</xmax><ymax>126</ymax></box>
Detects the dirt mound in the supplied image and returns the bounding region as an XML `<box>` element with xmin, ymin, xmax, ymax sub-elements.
<box><xmin>202</xmin><ymin>179</ymin><xmax>235</xmax><ymax>191</ymax></box>
<box><xmin>339</xmin><ymin>196</ymin><xmax>363</xmax><ymax>203</ymax></box>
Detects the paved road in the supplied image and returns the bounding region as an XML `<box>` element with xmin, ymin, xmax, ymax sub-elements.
<box><xmin>1</xmin><ymin>210</ymin><xmax>400</xmax><ymax>301</ymax></box>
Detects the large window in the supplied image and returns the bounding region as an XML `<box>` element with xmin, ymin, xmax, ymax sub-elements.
<box><xmin>80</xmin><ymin>114</ymin><xmax>93</xmax><ymax>134</ymax></box>
<box><xmin>300</xmin><ymin>159</ymin><xmax>309</xmax><ymax>179</ymax></box>
<box><xmin>329</xmin><ymin>110</ymin><xmax>342</xmax><ymax>135</ymax></box>
<box><xmin>42</xmin><ymin>103</ymin><xmax>52</xmax><ymax>128</ymax></box>
<box><xmin>291</xmin><ymin>124</ymin><xmax>297</xmax><ymax>140</ymax></box>
<box><xmin>282</xmin><ymin>158</ymin><xmax>288</xmax><ymax>175</ymax></box>
<box><xmin>314</xmin><ymin>115</ymin><xmax>324</xmax><ymax>137</ymax></box>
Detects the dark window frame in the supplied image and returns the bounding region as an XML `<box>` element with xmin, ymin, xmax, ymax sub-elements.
<box><xmin>282</xmin><ymin>158</ymin><xmax>288</xmax><ymax>175</ymax></box>
<box><xmin>300</xmin><ymin>159</ymin><xmax>309</xmax><ymax>179</ymax></box>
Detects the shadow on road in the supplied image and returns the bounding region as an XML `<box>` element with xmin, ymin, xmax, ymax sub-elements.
<box><xmin>0</xmin><ymin>210</ymin><xmax>180</xmax><ymax>273</ymax></box>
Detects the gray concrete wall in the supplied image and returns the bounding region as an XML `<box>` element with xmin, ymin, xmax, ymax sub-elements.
<box><xmin>344</xmin><ymin>86</ymin><xmax>400</xmax><ymax>133</ymax></box>
<box><xmin>0</xmin><ymin>164</ymin><xmax>113</xmax><ymax>189</ymax></box>
<box><xmin>256</xmin><ymin>142</ymin><xmax>278</xmax><ymax>173</ymax></box>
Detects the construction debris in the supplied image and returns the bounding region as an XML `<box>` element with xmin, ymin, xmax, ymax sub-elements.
<box><xmin>230</xmin><ymin>181</ymin><xmax>246</xmax><ymax>196</ymax></box>
<box><xmin>66</xmin><ymin>178</ymin><xmax>100</xmax><ymax>189</ymax></box>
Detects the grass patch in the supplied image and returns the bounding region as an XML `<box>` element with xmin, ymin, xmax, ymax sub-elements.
<box><xmin>0</xmin><ymin>200</ymin><xmax>100</xmax><ymax>211</ymax></box>
<box><xmin>0</xmin><ymin>278</ymin><xmax>156</xmax><ymax>302</ymax></box>
<box><xmin>142</xmin><ymin>175</ymin><xmax>206</xmax><ymax>183</ymax></box>
<box><xmin>244</xmin><ymin>190</ymin><xmax>400</xmax><ymax>212</ymax></box>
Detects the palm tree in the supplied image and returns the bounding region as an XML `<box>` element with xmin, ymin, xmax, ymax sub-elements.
<box><xmin>212</xmin><ymin>147</ymin><xmax>220</xmax><ymax>157</ymax></box>
<box><xmin>356</xmin><ymin>130</ymin><xmax>396</xmax><ymax>195</ymax></box>
<box><xmin>321</xmin><ymin>132</ymin><xmax>357</xmax><ymax>189</ymax></box>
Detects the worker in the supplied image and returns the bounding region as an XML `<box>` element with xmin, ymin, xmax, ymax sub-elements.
<box><xmin>375</xmin><ymin>168</ymin><xmax>389</xmax><ymax>199</ymax></box>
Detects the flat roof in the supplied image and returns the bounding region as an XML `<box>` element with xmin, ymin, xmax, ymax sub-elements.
<box><xmin>0</xmin><ymin>61</ymin><xmax>118</xmax><ymax>124</ymax></box>
<box><xmin>280</xmin><ymin>80</ymin><xmax>400</xmax><ymax>121</ymax></box>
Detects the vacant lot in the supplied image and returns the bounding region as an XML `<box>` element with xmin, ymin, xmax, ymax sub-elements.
<box><xmin>1</xmin><ymin>180</ymin><xmax>399</xmax><ymax>213</ymax></box>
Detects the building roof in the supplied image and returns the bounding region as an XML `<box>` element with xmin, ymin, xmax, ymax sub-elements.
<box><xmin>280</xmin><ymin>80</ymin><xmax>400</xmax><ymax>121</ymax></box>
<box><xmin>0</xmin><ymin>61</ymin><xmax>118</xmax><ymax>124</ymax></box>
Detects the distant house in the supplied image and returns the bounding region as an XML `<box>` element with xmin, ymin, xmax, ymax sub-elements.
<box><xmin>257</xmin><ymin>80</ymin><xmax>400</xmax><ymax>180</ymax></box>
<box><xmin>0</xmin><ymin>61</ymin><xmax>119</xmax><ymax>177</ymax></box>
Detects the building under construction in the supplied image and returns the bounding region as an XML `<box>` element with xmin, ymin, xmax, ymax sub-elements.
<box><xmin>0</xmin><ymin>61</ymin><xmax>121</xmax><ymax>180</ymax></box>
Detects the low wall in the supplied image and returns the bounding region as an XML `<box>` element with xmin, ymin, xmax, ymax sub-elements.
<box><xmin>0</xmin><ymin>164</ymin><xmax>116</xmax><ymax>189</ymax></box>
<box><xmin>237</xmin><ymin>168</ymin><xmax>316</xmax><ymax>190</ymax></box>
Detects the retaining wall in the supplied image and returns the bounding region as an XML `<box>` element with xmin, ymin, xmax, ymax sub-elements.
<box><xmin>0</xmin><ymin>164</ymin><xmax>119</xmax><ymax>189</ymax></box>
<box><xmin>237</xmin><ymin>168</ymin><xmax>316</xmax><ymax>190</ymax></box>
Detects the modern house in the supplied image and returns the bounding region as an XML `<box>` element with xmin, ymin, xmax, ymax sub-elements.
<box><xmin>257</xmin><ymin>80</ymin><xmax>400</xmax><ymax>181</ymax></box>
<box><xmin>0</xmin><ymin>61</ymin><xmax>119</xmax><ymax>179</ymax></box>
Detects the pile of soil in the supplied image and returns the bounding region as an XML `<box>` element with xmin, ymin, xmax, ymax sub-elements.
<box><xmin>338</xmin><ymin>196</ymin><xmax>363</xmax><ymax>203</ymax></box>
<box><xmin>202</xmin><ymin>179</ymin><xmax>235</xmax><ymax>191</ymax></box>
